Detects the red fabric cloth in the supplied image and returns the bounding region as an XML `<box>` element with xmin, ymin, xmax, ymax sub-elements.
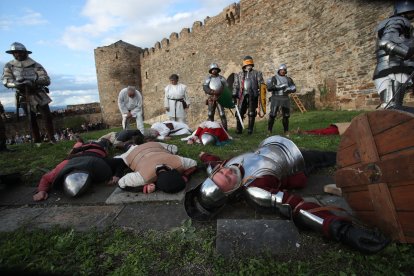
<box><xmin>194</xmin><ymin>126</ymin><xmax>230</xmax><ymax>142</ymax></box>
<box><xmin>304</xmin><ymin>124</ymin><xmax>339</xmax><ymax>135</ymax></box>
<box><xmin>37</xmin><ymin>160</ymin><xmax>69</xmax><ymax>192</ymax></box>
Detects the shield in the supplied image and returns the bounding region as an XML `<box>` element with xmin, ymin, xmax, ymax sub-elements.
<box><xmin>335</xmin><ymin>110</ymin><xmax>414</xmax><ymax>243</ymax></box>
<box><xmin>258</xmin><ymin>83</ymin><xmax>267</xmax><ymax>117</ymax></box>
<box><xmin>218</xmin><ymin>86</ymin><xmax>235</xmax><ymax>109</ymax></box>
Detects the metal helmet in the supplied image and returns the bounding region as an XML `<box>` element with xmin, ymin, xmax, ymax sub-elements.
<box><xmin>184</xmin><ymin>164</ymin><xmax>242</xmax><ymax>221</ymax></box>
<box><xmin>242</xmin><ymin>55</ymin><xmax>254</xmax><ymax>68</ymax></box>
<box><xmin>62</xmin><ymin>170</ymin><xmax>91</xmax><ymax>197</ymax></box>
<box><xmin>208</xmin><ymin>63</ymin><xmax>221</xmax><ymax>74</ymax></box>
<box><xmin>201</xmin><ymin>133</ymin><xmax>217</xmax><ymax>145</ymax></box>
<box><xmin>5</xmin><ymin>42</ymin><xmax>32</xmax><ymax>54</ymax></box>
<box><xmin>394</xmin><ymin>0</ymin><xmax>414</xmax><ymax>18</ymax></box>
<box><xmin>277</xmin><ymin>64</ymin><xmax>287</xmax><ymax>74</ymax></box>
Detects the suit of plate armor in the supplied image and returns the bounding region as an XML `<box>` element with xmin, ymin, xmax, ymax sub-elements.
<box><xmin>266</xmin><ymin>64</ymin><xmax>296</xmax><ymax>134</ymax></box>
<box><xmin>203</xmin><ymin>63</ymin><xmax>228</xmax><ymax>130</ymax></box>
<box><xmin>2</xmin><ymin>42</ymin><xmax>55</xmax><ymax>143</ymax></box>
<box><xmin>232</xmin><ymin>56</ymin><xmax>264</xmax><ymax>134</ymax></box>
<box><xmin>184</xmin><ymin>136</ymin><xmax>389</xmax><ymax>254</ymax></box>
<box><xmin>373</xmin><ymin>1</ymin><xmax>414</xmax><ymax>111</ymax></box>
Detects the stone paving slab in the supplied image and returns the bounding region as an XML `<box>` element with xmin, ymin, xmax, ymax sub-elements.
<box><xmin>294</xmin><ymin>174</ymin><xmax>335</xmax><ymax>196</ymax></box>
<box><xmin>106</xmin><ymin>187</ymin><xmax>185</xmax><ymax>204</ymax></box>
<box><xmin>25</xmin><ymin>205</ymin><xmax>124</xmax><ymax>231</ymax></box>
<box><xmin>0</xmin><ymin>185</ymin><xmax>35</xmax><ymax>206</ymax></box>
<box><xmin>0</xmin><ymin>207</ymin><xmax>46</xmax><ymax>232</ymax></box>
<box><xmin>113</xmin><ymin>202</ymin><xmax>189</xmax><ymax>231</ymax></box>
<box><xmin>0</xmin><ymin>183</ymin><xmax>117</xmax><ymax>206</ymax></box>
<box><xmin>216</xmin><ymin>219</ymin><xmax>300</xmax><ymax>257</ymax></box>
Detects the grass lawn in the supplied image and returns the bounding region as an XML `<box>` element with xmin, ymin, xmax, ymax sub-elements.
<box><xmin>0</xmin><ymin>110</ymin><xmax>413</xmax><ymax>275</ymax></box>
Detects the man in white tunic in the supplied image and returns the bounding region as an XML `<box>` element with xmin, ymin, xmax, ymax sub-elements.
<box><xmin>118</xmin><ymin>86</ymin><xmax>144</xmax><ymax>133</ymax></box>
<box><xmin>164</xmin><ymin>74</ymin><xmax>190</xmax><ymax>123</ymax></box>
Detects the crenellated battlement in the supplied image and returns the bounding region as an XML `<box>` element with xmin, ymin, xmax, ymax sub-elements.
<box><xmin>140</xmin><ymin>3</ymin><xmax>238</xmax><ymax>59</ymax></box>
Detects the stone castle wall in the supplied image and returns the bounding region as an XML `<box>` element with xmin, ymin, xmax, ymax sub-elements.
<box><xmin>94</xmin><ymin>41</ymin><xmax>142</xmax><ymax>126</ymax></box>
<box><xmin>95</xmin><ymin>0</ymin><xmax>413</xmax><ymax>128</ymax></box>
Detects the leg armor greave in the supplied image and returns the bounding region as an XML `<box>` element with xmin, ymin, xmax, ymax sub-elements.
<box><xmin>294</xmin><ymin>209</ymin><xmax>324</xmax><ymax>233</ymax></box>
<box><xmin>207</xmin><ymin>102</ymin><xmax>216</xmax><ymax>121</ymax></box>
<box><xmin>268</xmin><ymin>116</ymin><xmax>275</xmax><ymax>132</ymax></box>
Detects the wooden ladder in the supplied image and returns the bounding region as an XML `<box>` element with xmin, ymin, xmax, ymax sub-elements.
<box><xmin>290</xmin><ymin>94</ymin><xmax>307</xmax><ymax>113</ymax></box>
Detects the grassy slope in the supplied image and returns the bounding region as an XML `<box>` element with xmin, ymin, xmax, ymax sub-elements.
<box><xmin>1</xmin><ymin>110</ymin><xmax>413</xmax><ymax>275</ymax></box>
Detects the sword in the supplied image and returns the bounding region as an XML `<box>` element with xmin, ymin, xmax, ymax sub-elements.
<box><xmin>24</xmin><ymin>85</ymin><xmax>34</xmax><ymax>146</ymax></box>
<box><xmin>234</xmin><ymin>104</ymin><xmax>244</xmax><ymax>129</ymax></box>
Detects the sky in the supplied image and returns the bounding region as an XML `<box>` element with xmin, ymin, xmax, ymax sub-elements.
<box><xmin>0</xmin><ymin>0</ymin><xmax>236</xmax><ymax>109</ymax></box>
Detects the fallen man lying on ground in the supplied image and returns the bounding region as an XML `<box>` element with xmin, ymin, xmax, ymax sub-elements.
<box><xmin>33</xmin><ymin>140</ymin><xmax>127</xmax><ymax>201</ymax></box>
<box><xmin>117</xmin><ymin>141</ymin><xmax>197</xmax><ymax>194</ymax></box>
<box><xmin>183</xmin><ymin>121</ymin><xmax>232</xmax><ymax>145</ymax></box>
<box><xmin>184</xmin><ymin>135</ymin><xmax>389</xmax><ymax>254</ymax></box>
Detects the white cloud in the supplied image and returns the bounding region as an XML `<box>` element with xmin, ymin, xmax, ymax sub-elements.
<box><xmin>20</xmin><ymin>9</ymin><xmax>48</xmax><ymax>26</ymax></box>
<box><xmin>60</xmin><ymin>0</ymin><xmax>236</xmax><ymax>51</ymax></box>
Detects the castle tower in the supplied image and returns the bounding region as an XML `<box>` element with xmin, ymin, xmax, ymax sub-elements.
<box><xmin>94</xmin><ymin>40</ymin><xmax>142</xmax><ymax>126</ymax></box>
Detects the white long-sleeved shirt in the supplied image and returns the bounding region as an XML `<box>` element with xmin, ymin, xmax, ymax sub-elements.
<box><xmin>118</xmin><ymin>88</ymin><xmax>143</xmax><ymax>116</ymax></box>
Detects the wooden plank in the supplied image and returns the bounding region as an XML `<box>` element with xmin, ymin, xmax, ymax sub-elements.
<box><xmin>390</xmin><ymin>185</ymin><xmax>414</xmax><ymax>211</ymax></box>
<box><xmin>367</xmin><ymin>110</ymin><xmax>413</xmax><ymax>135</ymax></box>
<box><xmin>336</xmin><ymin>144</ymin><xmax>361</xmax><ymax>168</ymax></box>
<box><xmin>354</xmin><ymin>114</ymin><xmax>380</xmax><ymax>163</ymax></box>
<box><xmin>335</xmin><ymin>168</ymin><xmax>372</xmax><ymax>188</ymax></box>
<box><xmin>374</xmin><ymin>119</ymin><xmax>414</xmax><ymax>156</ymax></box>
<box><xmin>337</xmin><ymin>125</ymin><xmax>357</xmax><ymax>150</ymax></box>
<box><xmin>368</xmin><ymin>183</ymin><xmax>406</xmax><ymax>242</ymax></box>
<box><xmin>397</xmin><ymin>213</ymin><xmax>414</xmax><ymax>243</ymax></box>
<box><xmin>381</xmin><ymin>147</ymin><xmax>414</xmax><ymax>162</ymax></box>
<box><xmin>342</xmin><ymin>190</ymin><xmax>373</xmax><ymax>211</ymax></box>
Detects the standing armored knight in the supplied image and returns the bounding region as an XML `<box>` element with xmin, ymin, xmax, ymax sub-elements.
<box><xmin>2</xmin><ymin>42</ymin><xmax>55</xmax><ymax>143</ymax></box>
<box><xmin>185</xmin><ymin>136</ymin><xmax>389</xmax><ymax>254</ymax></box>
<box><xmin>373</xmin><ymin>0</ymin><xmax>414</xmax><ymax>111</ymax></box>
<box><xmin>232</xmin><ymin>56</ymin><xmax>264</xmax><ymax>134</ymax></box>
<box><xmin>266</xmin><ymin>64</ymin><xmax>296</xmax><ymax>135</ymax></box>
<box><xmin>202</xmin><ymin>63</ymin><xmax>228</xmax><ymax>130</ymax></box>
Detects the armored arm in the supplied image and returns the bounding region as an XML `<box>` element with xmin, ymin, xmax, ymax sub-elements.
<box><xmin>378</xmin><ymin>39</ymin><xmax>413</xmax><ymax>59</ymax></box>
<box><xmin>232</xmin><ymin>74</ymin><xmax>240</xmax><ymax>97</ymax></box>
<box><xmin>245</xmin><ymin>187</ymin><xmax>292</xmax><ymax>218</ymax></box>
<box><xmin>203</xmin><ymin>76</ymin><xmax>214</xmax><ymax>95</ymax></box>
<box><xmin>33</xmin><ymin>64</ymin><xmax>51</xmax><ymax>86</ymax></box>
<box><xmin>377</xmin><ymin>17</ymin><xmax>414</xmax><ymax>59</ymax></box>
<box><xmin>286</xmin><ymin>77</ymin><xmax>296</xmax><ymax>94</ymax></box>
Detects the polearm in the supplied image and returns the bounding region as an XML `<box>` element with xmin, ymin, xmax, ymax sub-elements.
<box><xmin>24</xmin><ymin>85</ymin><xmax>34</xmax><ymax>146</ymax></box>
<box><xmin>376</xmin><ymin>70</ymin><xmax>414</xmax><ymax>109</ymax></box>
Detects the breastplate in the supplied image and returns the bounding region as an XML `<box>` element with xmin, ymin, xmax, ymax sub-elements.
<box><xmin>224</xmin><ymin>146</ymin><xmax>292</xmax><ymax>186</ymax></box>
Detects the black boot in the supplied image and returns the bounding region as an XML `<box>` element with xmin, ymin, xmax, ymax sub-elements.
<box><xmin>267</xmin><ymin>117</ymin><xmax>275</xmax><ymax>135</ymax></box>
<box><xmin>220</xmin><ymin>116</ymin><xmax>228</xmax><ymax>131</ymax></box>
<box><xmin>236</xmin><ymin>119</ymin><xmax>243</xmax><ymax>134</ymax></box>
<box><xmin>248</xmin><ymin>117</ymin><xmax>255</xmax><ymax>135</ymax></box>
<box><xmin>282</xmin><ymin>117</ymin><xmax>289</xmax><ymax>136</ymax></box>
<box><xmin>329</xmin><ymin>220</ymin><xmax>390</xmax><ymax>254</ymax></box>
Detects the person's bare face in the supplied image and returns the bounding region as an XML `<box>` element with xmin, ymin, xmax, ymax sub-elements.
<box><xmin>12</xmin><ymin>51</ymin><xmax>27</xmax><ymax>61</ymax></box>
<box><xmin>170</xmin><ymin>79</ymin><xmax>178</xmax><ymax>85</ymax></box>
<box><xmin>278</xmin><ymin>69</ymin><xmax>287</xmax><ymax>76</ymax></box>
<box><xmin>211</xmin><ymin>167</ymin><xmax>240</xmax><ymax>193</ymax></box>
<box><xmin>127</xmin><ymin>89</ymin><xmax>135</xmax><ymax>98</ymax></box>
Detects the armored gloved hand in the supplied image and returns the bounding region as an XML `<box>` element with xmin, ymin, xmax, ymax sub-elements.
<box><xmin>14</xmin><ymin>79</ymin><xmax>34</xmax><ymax>89</ymax></box>
<box><xmin>329</xmin><ymin>220</ymin><xmax>390</xmax><ymax>254</ymax></box>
